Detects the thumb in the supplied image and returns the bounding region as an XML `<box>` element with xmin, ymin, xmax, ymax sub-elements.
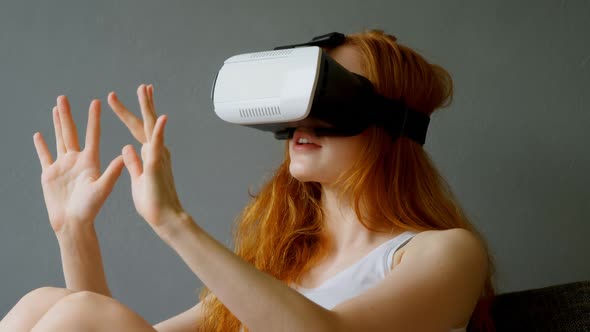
<box><xmin>122</xmin><ymin>144</ymin><xmax>143</xmax><ymax>179</ymax></box>
<box><xmin>96</xmin><ymin>155</ymin><xmax>125</xmax><ymax>190</ymax></box>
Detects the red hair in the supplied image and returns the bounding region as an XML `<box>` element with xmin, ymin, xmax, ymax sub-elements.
<box><xmin>198</xmin><ymin>29</ymin><xmax>495</xmax><ymax>332</ymax></box>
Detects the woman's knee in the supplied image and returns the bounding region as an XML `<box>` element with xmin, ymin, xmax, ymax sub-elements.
<box><xmin>5</xmin><ymin>286</ymin><xmax>74</xmax><ymax>316</ymax></box>
<box><xmin>45</xmin><ymin>290</ymin><xmax>113</xmax><ymax>314</ymax></box>
<box><xmin>31</xmin><ymin>291</ymin><xmax>155</xmax><ymax>331</ymax></box>
<box><xmin>15</xmin><ymin>287</ymin><xmax>76</xmax><ymax>315</ymax></box>
<box><xmin>20</xmin><ymin>286</ymin><xmax>74</xmax><ymax>304</ymax></box>
<box><xmin>30</xmin><ymin>291</ymin><xmax>111</xmax><ymax>331</ymax></box>
<box><xmin>0</xmin><ymin>287</ymin><xmax>74</xmax><ymax>331</ymax></box>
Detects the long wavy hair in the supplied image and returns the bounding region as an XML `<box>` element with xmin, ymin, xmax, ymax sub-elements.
<box><xmin>198</xmin><ymin>29</ymin><xmax>496</xmax><ymax>332</ymax></box>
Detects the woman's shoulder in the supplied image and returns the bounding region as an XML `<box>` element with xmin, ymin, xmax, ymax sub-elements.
<box><xmin>374</xmin><ymin>228</ymin><xmax>488</xmax><ymax>331</ymax></box>
<box><xmin>392</xmin><ymin>228</ymin><xmax>488</xmax><ymax>271</ymax></box>
<box><xmin>411</xmin><ymin>228</ymin><xmax>483</xmax><ymax>246</ymax></box>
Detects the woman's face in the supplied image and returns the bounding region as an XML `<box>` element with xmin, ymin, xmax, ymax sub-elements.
<box><xmin>288</xmin><ymin>45</ymin><xmax>369</xmax><ymax>186</ymax></box>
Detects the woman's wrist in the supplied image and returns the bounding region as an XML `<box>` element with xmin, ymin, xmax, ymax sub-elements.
<box><xmin>55</xmin><ymin>220</ymin><xmax>96</xmax><ymax>243</ymax></box>
<box><xmin>154</xmin><ymin>210</ymin><xmax>197</xmax><ymax>246</ymax></box>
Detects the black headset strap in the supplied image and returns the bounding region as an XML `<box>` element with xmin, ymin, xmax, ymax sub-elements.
<box><xmin>375</xmin><ymin>96</ymin><xmax>430</xmax><ymax>145</ymax></box>
<box><xmin>274</xmin><ymin>32</ymin><xmax>346</xmax><ymax>50</ymax></box>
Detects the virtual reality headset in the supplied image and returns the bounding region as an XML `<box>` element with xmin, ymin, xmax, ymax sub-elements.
<box><xmin>211</xmin><ymin>32</ymin><xmax>430</xmax><ymax>145</ymax></box>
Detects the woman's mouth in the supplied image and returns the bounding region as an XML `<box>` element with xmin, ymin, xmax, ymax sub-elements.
<box><xmin>292</xmin><ymin>130</ymin><xmax>322</xmax><ymax>151</ymax></box>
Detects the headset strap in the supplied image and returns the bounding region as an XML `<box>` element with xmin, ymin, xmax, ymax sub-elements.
<box><xmin>274</xmin><ymin>32</ymin><xmax>346</xmax><ymax>50</ymax></box>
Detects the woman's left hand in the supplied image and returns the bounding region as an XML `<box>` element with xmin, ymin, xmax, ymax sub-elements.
<box><xmin>107</xmin><ymin>84</ymin><xmax>186</xmax><ymax>236</ymax></box>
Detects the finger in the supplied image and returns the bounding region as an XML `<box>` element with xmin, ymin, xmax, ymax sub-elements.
<box><xmin>137</xmin><ymin>84</ymin><xmax>156</xmax><ymax>142</ymax></box>
<box><xmin>122</xmin><ymin>145</ymin><xmax>143</xmax><ymax>179</ymax></box>
<box><xmin>84</xmin><ymin>99</ymin><xmax>101</xmax><ymax>160</ymax></box>
<box><xmin>57</xmin><ymin>95</ymin><xmax>81</xmax><ymax>152</ymax></box>
<box><xmin>52</xmin><ymin>106</ymin><xmax>66</xmax><ymax>157</ymax></box>
<box><xmin>151</xmin><ymin>115</ymin><xmax>167</xmax><ymax>152</ymax></box>
<box><xmin>107</xmin><ymin>92</ymin><xmax>147</xmax><ymax>143</ymax></box>
<box><xmin>33</xmin><ymin>132</ymin><xmax>53</xmax><ymax>170</ymax></box>
<box><xmin>147</xmin><ymin>84</ymin><xmax>155</xmax><ymax>113</ymax></box>
<box><xmin>96</xmin><ymin>155</ymin><xmax>125</xmax><ymax>191</ymax></box>
<box><xmin>147</xmin><ymin>86</ymin><xmax>159</xmax><ymax>144</ymax></box>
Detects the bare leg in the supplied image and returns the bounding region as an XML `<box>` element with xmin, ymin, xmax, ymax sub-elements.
<box><xmin>31</xmin><ymin>291</ymin><xmax>157</xmax><ymax>332</ymax></box>
<box><xmin>0</xmin><ymin>287</ymin><xmax>75</xmax><ymax>332</ymax></box>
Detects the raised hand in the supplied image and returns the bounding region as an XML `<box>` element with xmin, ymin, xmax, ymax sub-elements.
<box><xmin>107</xmin><ymin>84</ymin><xmax>185</xmax><ymax>235</ymax></box>
<box><xmin>33</xmin><ymin>96</ymin><xmax>125</xmax><ymax>234</ymax></box>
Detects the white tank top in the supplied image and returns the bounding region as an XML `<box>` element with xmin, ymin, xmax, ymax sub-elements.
<box><xmin>290</xmin><ymin>231</ymin><xmax>467</xmax><ymax>332</ymax></box>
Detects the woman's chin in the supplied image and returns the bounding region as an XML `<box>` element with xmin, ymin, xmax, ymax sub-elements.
<box><xmin>289</xmin><ymin>171</ymin><xmax>313</xmax><ymax>182</ymax></box>
<box><xmin>289</xmin><ymin>165</ymin><xmax>317</xmax><ymax>182</ymax></box>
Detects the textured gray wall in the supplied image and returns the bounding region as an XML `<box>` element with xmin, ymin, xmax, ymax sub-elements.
<box><xmin>1</xmin><ymin>0</ymin><xmax>588</xmax><ymax>324</ymax></box>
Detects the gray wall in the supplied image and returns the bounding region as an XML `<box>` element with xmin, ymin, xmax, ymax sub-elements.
<box><xmin>1</xmin><ymin>0</ymin><xmax>588</xmax><ymax>324</ymax></box>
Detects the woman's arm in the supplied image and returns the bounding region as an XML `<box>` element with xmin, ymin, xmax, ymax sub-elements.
<box><xmin>152</xmin><ymin>298</ymin><xmax>207</xmax><ymax>332</ymax></box>
<box><xmin>33</xmin><ymin>96</ymin><xmax>125</xmax><ymax>297</ymax></box>
<box><xmin>157</xmin><ymin>214</ymin><xmax>336</xmax><ymax>332</ymax></box>
<box><xmin>56</xmin><ymin>224</ymin><xmax>111</xmax><ymax>296</ymax></box>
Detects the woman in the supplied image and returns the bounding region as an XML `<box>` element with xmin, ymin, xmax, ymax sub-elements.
<box><xmin>1</xmin><ymin>30</ymin><xmax>494</xmax><ymax>331</ymax></box>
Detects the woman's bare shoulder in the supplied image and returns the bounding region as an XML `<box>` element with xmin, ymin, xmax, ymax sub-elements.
<box><xmin>393</xmin><ymin>228</ymin><xmax>488</xmax><ymax>270</ymax></box>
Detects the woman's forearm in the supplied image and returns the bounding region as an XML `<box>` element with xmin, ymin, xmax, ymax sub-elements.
<box><xmin>56</xmin><ymin>223</ymin><xmax>111</xmax><ymax>297</ymax></box>
<box><xmin>159</xmin><ymin>212</ymin><xmax>337</xmax><ymax>332</ymax></box>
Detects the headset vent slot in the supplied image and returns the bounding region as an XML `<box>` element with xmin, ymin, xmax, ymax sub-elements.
<box><xmin>239</xmin><ymin>106</ymin><xmax>282</xmax><ymax>118</ymax></box>
<box><xmin>249</xmin><ymin>49</ymin><xmax>293</xmax><ymax>59</ymax></box>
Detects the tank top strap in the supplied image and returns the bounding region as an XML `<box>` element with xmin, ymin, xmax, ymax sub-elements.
<box><xmin>383</xmin><ymin>231</ymin><xmax>418</xmax><ymax>273</ymax></box>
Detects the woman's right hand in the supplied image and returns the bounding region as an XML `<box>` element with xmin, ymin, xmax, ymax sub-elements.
<box><xmin>33</xmin><ymin>96</ymin><xmax>125</xmax><ymax>234</ymax></box>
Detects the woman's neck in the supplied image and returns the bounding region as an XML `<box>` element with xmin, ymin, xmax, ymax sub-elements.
<box><xmin>320</xmin><ymin>186</ymin><xmax>392</xmax><ymax>254</ymax></box>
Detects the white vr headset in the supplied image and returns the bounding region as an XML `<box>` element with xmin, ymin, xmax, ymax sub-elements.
<box><xmin>211</xmin><ymin>32</ymin><xmax>430</xmax><ymax>145</ymax></box>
